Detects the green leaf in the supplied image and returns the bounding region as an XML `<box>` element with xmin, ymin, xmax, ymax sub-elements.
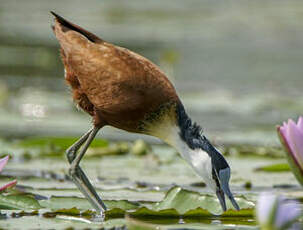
<box><xmin>39</xmin><ymin>196</ymin><xmax>139</xmax><ymax>211</ymax></box>
<box><xmin>105</xmin><ymin>208</ymin><xmax>126</xmax><ymax>218</ymax></box>
<box><xmin>35</xmin><ymin>187</ymin><xmax>255</xmax><ymax>218</ymax></box>
<box><xmin>130</xmin><ymin>207</ymin><xmax>180</xmax><ymax>217</ymax></box>
<box><xmin>126</xmin><ymin>216</ymin><xmax>162</xmax><ymax>230</ymax></box>
<box><xmin>152</xmin><ymin>186</ymin><xmax>254</xmax><ymax>216</ymax></box>
<box><xmin>255</xmin><ymin>163</ymin><xmax>290</xmax><ymax>172</ymax></box>
<box><xmin>0</xmin><ymin>215</ymin><xmax>126</xmax><ymax>230</ymax></box>
<box><xmin>221</xmin><ymin>208</ymin><xmax>254</xmax><ymax>217</ymax></box>
<box><xmin>51</xmin><ymin>207</ymin><xmax>80</xmax><ymax>215</ymax></box>
<box><xmin>0</xmin><ymin>194</ymin><xmax>41</xmax><ymax>210</ymax></box>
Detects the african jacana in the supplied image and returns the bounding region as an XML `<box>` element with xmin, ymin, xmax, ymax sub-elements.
<box><xmin>51</xmin><ymin>12</ymin><xmax>240</xmax><ymax>215</ymax></box>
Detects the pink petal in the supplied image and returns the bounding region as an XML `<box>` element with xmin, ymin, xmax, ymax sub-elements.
<box><xmin>275</xmin><ymin>198</ymin><xmax>301</xmax><ymax>228</ymax></box>
<box><xmin>0</xmin><ymin>156</ymin><xmax>9</xmax><ymax>172</ymax></box>
<box><xmin>0</xmin><ymin>180</ymin><xmax>17</xmax><ymax>191</ymax></box>
<box><xmin>288</xmin><ymin>120</ymin><xmax>303</xmax><ymax>167</ymax></box>
<box><xmin>297</xmin><ymin>116</ymin><xmax>303</xmax><ymax>132</ymax></box>
<box><xmin>279</xmin><ymin>124</ymin><xmax>287</xmax><ymax>138</ymax></box>
<box><xmin>257</xmin><ymin>193</ymin><xmax>277</xmax><ymax>225</ymax></box>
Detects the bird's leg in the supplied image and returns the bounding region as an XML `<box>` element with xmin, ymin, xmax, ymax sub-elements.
<box><xmin>66</xmin><ymin>127</ymin><xmax>94</xmax><ymax>163</ymax></box>
<box><xmin>67</xmin><ymin>127</ymin><xmax>107</xmax><ymax>215</ymax></box>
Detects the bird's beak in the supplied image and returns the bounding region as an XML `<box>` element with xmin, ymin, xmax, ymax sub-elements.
<box><xmin>218</xmin><ymin>168</ymin><xmax>240</xmax><ymax>211</ymax></box>
<box><xmin>216</xmin><ymin>188</ymin><xmax>227</xmax><ymax>212</ymax></box>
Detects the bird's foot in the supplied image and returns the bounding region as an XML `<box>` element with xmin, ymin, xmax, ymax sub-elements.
<box><xmin>91</xmin><ymin>210</ymin><xmax>105</xmax><ymax>222</ymax></box>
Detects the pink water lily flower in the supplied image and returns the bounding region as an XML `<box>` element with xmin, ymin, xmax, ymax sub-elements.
<box><xmin>257</xmin><ymin>193</ymin><xmax>302</xmax><ymax>230</ymax></box>
<box><xmin>0</xmin><ymin>156</ymin><xmax>17</xmax><ymax>191</ymax></box>
<box><xmin>277</xmin><ymin>116</ymin><xmax>303</xmax><ymax>185</ymax></box>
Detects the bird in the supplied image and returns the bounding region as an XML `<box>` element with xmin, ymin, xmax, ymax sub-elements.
<box><xmin>51</xmin><ymin>12</ymin><xmax>240</xmax><ymax>216</ymax></box>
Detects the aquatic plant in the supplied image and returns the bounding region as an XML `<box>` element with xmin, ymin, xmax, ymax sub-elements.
<box><xmin>256</xmin><ymin>193</ymin><xmax>301</xmax><ymax>230</ymax></box>
<box><xmin>277</xmin><ymin>116</ymin><xmax>303</xmax><ymax>185</ymax></box>
<box><xmin>0</xmin><ymin>156</ymin><xmax>17</xmax><ymax>191</ymax></box>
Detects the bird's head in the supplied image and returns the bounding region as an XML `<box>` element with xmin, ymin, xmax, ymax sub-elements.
<box><xmin>177</xmin><ymin>133</ymin><xmax>240</xmax><ymax>212</ymax></box>
<box><xmin>175</xmin><ymin>104</ymin><xmax>240</xmax><ymax>212</ymax></box>
<box><xmin>196</xmin><ymin>136</ymin><xmax>240</xmax><ymax>212</ymax></box>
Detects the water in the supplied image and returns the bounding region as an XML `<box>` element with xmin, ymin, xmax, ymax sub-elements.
<box><xmin>0</xmin><ymin>1</ymin><xmax>303</xmax><ymax>229</ymax></box>
<box><xmin>0</xmin><ymin>0</ymin><xmax>303</xmax><ymax>145</ymax></box>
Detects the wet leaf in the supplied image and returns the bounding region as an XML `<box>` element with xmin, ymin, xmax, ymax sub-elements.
<box><xmin>126</xmin><ymin>215</ymin><xmax>162</xmax><ymax>230</ymax></box>
<box><xmin>152</xmin><ymin>186</ymin><xmax>254</xmax><ymax>216</ymax></box>
<box><xmin>39</xmin><ymin>196</ymin><xmax>139</xmax><ymax>211</ymax></box>
<box><xmin>51</xmin><ymin>207</ymin><xmax>80</xmax><ymax>215</ymax></box>
<box><xmin>255</xmin><ymin>163</ymin><xmax>290</xmax><ymax>172</ymax></box>
<box><xmin>105</xmin><ymin>199</ymin><xmax>140</xmax><ymax>210</ymax></box>
<box><xmin>130</xmin><ymin>207</ymin><xmax>180</xmax><ymax>217</ymax></box>
<box><xmin>221</xmin><ymin>208</ymin><xmax>254</xmax><ymax>217</ymax></box>
<box><xmin>0</xmin><ymin>215</ymin><xmax>126</xmax><ymax>230</ymax></box>
<box><xmin>105</xmin><ymin>208</ymin><xmax>126</xmax><ymax>218</ymax></box>
<box><xmin>0</xmin><ymin>193</ymin><xmax>41</xmax><ymax>210</ymax></box>
<box><xmin>129</xmin><ymin>206</ymin><xmax>254</xmax><ymax>219</ymax></box>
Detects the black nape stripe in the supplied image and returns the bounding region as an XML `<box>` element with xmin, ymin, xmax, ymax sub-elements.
<box><xmin>176</xmin><ymin>102</ymin><xmax>203</xmax><ymax>149</ymax></box>
<box><xmin>176</xmin><ymin>102</ymin><xmax>229</xmax><ymax>171</ymax></box>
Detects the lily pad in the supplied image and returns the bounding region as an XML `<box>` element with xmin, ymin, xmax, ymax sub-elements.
<box><xmin>0</xmin><ymin>193</ymin><xmax>41</xmax><ymax>210</ymax></box>
<box><xmin>255</xmin><ymin>163</ymin><xmax>290</xmax><ymax>172</ymax></box>
<box><xmin>125</xmin><ymin>216</ymin><xmax>258</xmax><ymax>230</ymax></box>
<box><xmin>39</xmin><ymin>196</ymin><xmax>139</xmax><ymax>211</ymax></box>
<box><xmin>0</xmin><ymin>215</ymin><xmax>126</xmax><ymax>230</ymax></box>
<box><xmin>152</xmin><ymin>186</ymin><xmax>254</xmax><ymax>216</ymax></box>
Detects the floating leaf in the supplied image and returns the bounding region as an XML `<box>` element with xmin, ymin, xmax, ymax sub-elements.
<box><xmin>0</xmin><ymin>194</ymin><xmax>41</xmax><ymax>210</ymax></box>
<box><xmin>127</xmin><ymin>187</ymin><xmax>255</xmax><ymax>218</ymax></box>
<box><xmin>0</xmin><ymin>215</ymin><xmax>126</xmax><ymax>230</ymax></box>
<box><xmin>130</xmin><ymin>207</ymin><xmax>180</xmax><ymax>218</ymax></box>
<box><xmin>152</xmin><ymin>186</ymin><xmax>254</xmax><ymax>215</ymax></box>
<box><xmin>129</xmin><ymin>206</ymin><xmax>254</xmax><ymax>219</ymax></box>
<box><xmin>126</xmin><ymin>215</ymin><xmax>161</xmax><ymax>230</ymax></box>
<box><xmin>221</xmin><ymin>208</ymin><xmax>254</xmax><ymax>217</ymax></box>
<box><xmin>255</xmin><ymin>163</ymin><xmax>290</xmax><ymax>172</ymax></box>
<box><xmin>51</xmin><ymin>207</ymin><xmax>80</xmax><ymax>215</ymax></box>
<box><xmin>39</xmin><ymin>196</ymin><xmax>139</xmax><ymax>211</ymax></box>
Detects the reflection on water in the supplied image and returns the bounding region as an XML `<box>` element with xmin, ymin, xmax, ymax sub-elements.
<box><xmin>0</xmin><ymin>0</ymin><xmax>302</xmax><ymax>145</ymax></box>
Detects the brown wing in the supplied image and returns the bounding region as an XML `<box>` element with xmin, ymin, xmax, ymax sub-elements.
<box><xmin>52</xmin><ymin>13</ymin><xmax>179</xmax><ymax>132</ymax></box>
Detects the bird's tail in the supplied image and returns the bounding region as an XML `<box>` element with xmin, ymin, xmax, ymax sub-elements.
<box><xmin>50</xmin><ymin>11</ymin><xmax>103</xmax><ymax>44</ymax></box>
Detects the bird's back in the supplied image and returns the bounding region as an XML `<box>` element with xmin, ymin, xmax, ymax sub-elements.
<box><xmin>52</xmin><ymin>13</ymin><xmax>180</xmax><ymax>133</ymax></box>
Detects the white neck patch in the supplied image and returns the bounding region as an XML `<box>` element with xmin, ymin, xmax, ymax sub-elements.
<box><xmin>152</xmin><ymin>124</ymin><xmax>216</xmax><ymax>192</ymax></box>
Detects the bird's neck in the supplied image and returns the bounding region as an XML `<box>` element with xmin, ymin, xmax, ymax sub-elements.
<box><xmin>147</xmin><ymin>102</ymin><xmax>210</xmax><ymax>166</ymax></box>
<box><xmin>151</xmin><ymin>103</ymin><xmax>214</xmax><ymax>190</ymax></box>
<box><xmin>146</xmin><ymin>102</ymin><xmax>200</xmax><ymax>147</ymax></box>
<box><xmin>164</xmin><ymin>103</ymin><xmax>205</xmax><ymax>158</ymax></box>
